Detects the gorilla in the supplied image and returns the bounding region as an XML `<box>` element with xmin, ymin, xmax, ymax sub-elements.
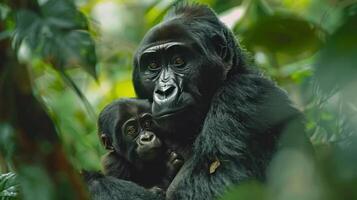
<box><xmin>98</xmin><ymin>98</ymin><xmax>183</xmax><ymax>190</ymax></box>
<box><xmin>85</xmin><ymin>3</ymin><xmax>310</xmax><ymax>200</ymax></box>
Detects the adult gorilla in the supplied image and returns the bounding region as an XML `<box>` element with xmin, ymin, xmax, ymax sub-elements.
<box><xmin>132</xmin><ymin>3</ymin><xmax>310</xmax><ymax>200</ymax></box>
<box><xmin>86</xmin><ymin>3</ymin><xmax>309</xmax><ymax>200</ymax></box>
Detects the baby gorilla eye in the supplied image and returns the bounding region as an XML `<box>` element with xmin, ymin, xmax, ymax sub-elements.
<box><xmin>126</xmin><ymin>125</ymin><xmax>137</xmax><ymax>136</ymax></box>
<box><xmin>173</xmin><ymin>56</ymin><xmax>185</xmax><ymax>66</ymax></box>
<box><xmin>148</xmin><ymin>62</ymin><xmax>160</xmax><ymax>70</ymax></box>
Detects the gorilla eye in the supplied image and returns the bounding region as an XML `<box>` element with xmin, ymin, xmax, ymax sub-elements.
<box><xmin>173</xmin><ymin>56</ymin><xmax>185</xmax><ymax>66</ymax></box>
<box><xmin>148</xmin><ymin>62</ymin><xmax>160</xmax><ymax>70</ymax></box>
<box><xmin>126</xmin><ymin>125</ymin><xmax>138</xmax><ymax>137</ymax></box>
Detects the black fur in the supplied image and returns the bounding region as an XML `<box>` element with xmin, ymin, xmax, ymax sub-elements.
<box><xmin>84</xmin><ymin>98</ymin><xmax>183</xmax><ymax>199</ymax></box>
<box><xmin>86</xmin><ymin>3</ymin><xmax>309</xmax><ymax>200</ymax></box>
<box><xmin>83</xmin><ymin>171</ymin><xmax>163</xmax><ymax>200</ymax></box>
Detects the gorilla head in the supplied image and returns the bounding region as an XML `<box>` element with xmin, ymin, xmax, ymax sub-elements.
<box><xmin>133</xmin><ymin>4</ymin><xmax>245</xmax><ymax>140</ymax></box>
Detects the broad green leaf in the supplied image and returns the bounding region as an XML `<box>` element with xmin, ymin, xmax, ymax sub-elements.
<box><xmin>12</xmin><ymin>10</ymin><xmax>41</xmax><ymax>50</ymax></box>
<box><xmin>41</xmin><ymin>0</ymin><xmax>88</xmax><ymax>30</ymax></box>
<box><xmin>12</xmin><ymin>0</ymin><xmax>97</xmax><ymax>79</ymax></box>
<box><xmin>234</xmin><ymin>0</ymin><xmax>324</xmax><ymax>65</ymax></box>
<box><xmin>236</xmin><ymin>14</ymin><xmax>323</xmax><ymax>64</ymax></box>
<box><xmin>57</xmin><ymin>30</ymin><xmax>97</xmax><ymax>78</ymax></box>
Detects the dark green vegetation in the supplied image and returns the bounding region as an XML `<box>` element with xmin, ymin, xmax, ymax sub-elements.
<box><xmin>0</xmin><ymin>0</ymin><xmax>356</xmax><ymax>200</ymax></box>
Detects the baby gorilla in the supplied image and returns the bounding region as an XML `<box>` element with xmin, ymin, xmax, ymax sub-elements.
<box><xmin>98</xmin><ymin>98</ymin><xmax>183</xmax><ymax>191</ymax></box>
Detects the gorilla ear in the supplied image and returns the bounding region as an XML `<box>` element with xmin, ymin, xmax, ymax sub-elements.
<box><xmin>211</xmin><ymin>32</ymin><xmax>233</xmax><ymax>80</ymax></box>
<box><xmin>100</xmin><ymin>133</ymin><xmax>114</xmax><ymax>151</ymax></box>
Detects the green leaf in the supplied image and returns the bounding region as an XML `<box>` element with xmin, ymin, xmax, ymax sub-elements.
<box><xmin>314</xmin><ymin>14</ymin><xmax>357</xmax><ymax>96</ymax></box>
<box><xmin>12</xmin><ymin>10</ymin><xmax>41</xmax><ymax>50</ymax></box>
<box><xmin>234</xmin><ymin>0</ymin><xmax>324</xmax><ymax>65</ymax></box>
<box><xmin>0</xmin><ymin>173</ymin><xmax>19</xmax><ymax>200</ymax></box>
<box><xmin>55</xmin><ymin>30</ymin><xmax>97</xmax><ymax>79</ymax></box>
<box><xmin>41</xmin><ymin>0</ymin><xmax>88</xmax><ymax>30</ymax></box>
<box><xmin>236</xmin><ymin>13</ymin><xmax>324</xmax><ymax>64</ymax></box>
<box><xmin>12</xmin><ymin>0</ymin><xmax>97</xmax><ymax>79</ymax></box>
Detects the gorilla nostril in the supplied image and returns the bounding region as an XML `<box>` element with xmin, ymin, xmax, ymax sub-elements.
<box><xmin>140</xmin><ymin>133</ymin><xmax>155</xmax><ymax>144</ymax></box>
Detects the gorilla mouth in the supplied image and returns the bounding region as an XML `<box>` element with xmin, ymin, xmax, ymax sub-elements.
<box><xmin>137</xmin><ymin>146</ymin><xmax>162</xmax><ymax>160</ymax></box>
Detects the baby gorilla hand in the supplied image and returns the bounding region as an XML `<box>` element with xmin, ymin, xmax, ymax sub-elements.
<box><xmin>166</xmin><ymin>150</ymin><xmax>184</xmax><ymax>180</ymax></box>
<box><xmin>149</xmin><ymin>186</ymin><xmax>165</xmax><ymax>197</ymax></box>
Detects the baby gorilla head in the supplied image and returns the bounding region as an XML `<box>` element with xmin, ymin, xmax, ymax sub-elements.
<box><xmin>120</xmin><ymin>108</ymin><xmax>162</xmax><ymax>162</ymax></box>
<box><xmin>97</xmin><ymin>98</ymin><xmax>183</xmax><ymax>189</ymax></box>
<box><xmin>98</xmin><ymin>98</ymin><xmax>165</xmax><ymax>167</ymax></box>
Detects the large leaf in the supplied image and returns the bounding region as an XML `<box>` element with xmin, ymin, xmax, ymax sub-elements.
<box><xmin>238</xmin><ymin>14</ymin><xmax>323</xmax><ymax>54</ymax></box>
<box><xmin>13</xmin><ymin>0</ymin><xmax>97</xmax><ymax>79</ymax></box>
<box><xmin>314</xmin><ymin>14</ymin><xmax>357</xmax><ymax>96</ymax></box>
<box><xmin>41</xmin><ymin>0</ymin><xmax>88</xmax><ymax>30</ymax></box>
<box><xmin>234</xmin><ymin>0</ymin><xmax>324</xmax><ymax>65</ymax></box>
<box><xmin>0</xmin><ymin>173</ymin><xmax>19</xmax><ymax>200</ymax></box>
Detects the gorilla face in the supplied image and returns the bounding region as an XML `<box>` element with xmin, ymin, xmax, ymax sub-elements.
<box><xmin>139</xmin><ymin>40</ymin><xmax>199</xmax><ymax>118</ymax></box>
<box><xmin>98</xmin><ymin>99</ymin><xmax>165</xmax><ymax>163</ymax></box>
<box><xmin>133</xmin><ymin>20</ymin><xmax>231</xmax><ymax>138</ymax></box>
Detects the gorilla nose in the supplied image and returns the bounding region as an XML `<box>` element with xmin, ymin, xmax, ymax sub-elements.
<box><xmin>154</xmin><ymin>84</ymin><xmax>177</xmax><ymax>103</ymax></box>
<box><xmin>139</xmin><ymin>132</ymin><xmax>155</xmax><ymax>144</ymax></box>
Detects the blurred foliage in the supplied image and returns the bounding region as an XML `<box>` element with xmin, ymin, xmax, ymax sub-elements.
<box><xmin>0</xmin><ymin>0</ymin><xmax>357</xmax><ymax>199</ymax></box>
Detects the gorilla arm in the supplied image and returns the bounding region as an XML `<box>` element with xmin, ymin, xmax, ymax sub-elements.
<box><xmin>83</xmin><ymin>171</ymin><xmax>164</xmax><ymax>200</ymax></box>
<box><xmin>166</xmin><ymin>72</ymin><xmax>307</xmax><ymax>200</ymax></box>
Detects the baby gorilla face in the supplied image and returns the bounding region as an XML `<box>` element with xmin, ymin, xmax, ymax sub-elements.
<box><xmin>98</xmin><ymin>99</ymin><xmax>166</xmax><ymax>164</ymax></box>
<box><xmin>121</xmin><ymin>113</ymin><xmax>163</xmax><ymax>161</ymax></box>
<box><xmin>98</xmin><ymin>98</ymin><xmax>185</xmax><ymax>189</ymax></box>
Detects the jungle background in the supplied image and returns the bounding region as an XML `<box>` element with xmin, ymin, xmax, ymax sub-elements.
<box><xmin>0</xmin><ymin>0</ymin><xmax>356</xmax><ymax>199</ymax></box>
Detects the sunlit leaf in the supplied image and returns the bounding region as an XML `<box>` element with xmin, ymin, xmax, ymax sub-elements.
<box><xmin>145</xmin><ymin>1</ymin><xmax>175</xmax><ymax>28</ymax></box>
<box><xmin>114</xmin><ymin>78</ymin><xmax>136</xmax><ymax>98</ymax></box>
